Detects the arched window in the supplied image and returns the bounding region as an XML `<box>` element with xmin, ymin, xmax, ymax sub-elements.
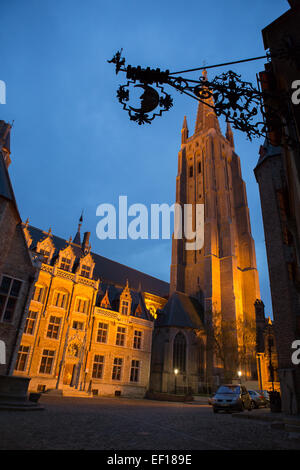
<box><xmin>173</xmin><ymin>332</ymin><xmax>186</xmax><ymax>373</ymax></box>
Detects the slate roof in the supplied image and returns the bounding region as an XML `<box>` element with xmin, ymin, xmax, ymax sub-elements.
<box><xmin>96</xmin><ymin>282</ymin><xmax>152</xmax><ymax>321</ymax></box>
<box><xmin>255</xmin><ymin>139</ymin><xmax>282</xmax><ymax>170</ymax></box>
<box><xmin>26</xmin><ymin>225</ymin><xmax>170</xmax><ymax>298</ymax></box>
<box><xmin>155</xmin><ymin>291</ymin><xmax>205</xmax><ymax>329</ymax></box>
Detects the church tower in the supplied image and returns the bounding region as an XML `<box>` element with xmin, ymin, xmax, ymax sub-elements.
<box><xmin>170</xmin><ymin>74</ymin><xmax>260</xmax><ymax>351</ymax></box>
<box><xmin>149</xmin><ymin>76</ymin><xmax>261</xmax><ymax>394</ymax></box>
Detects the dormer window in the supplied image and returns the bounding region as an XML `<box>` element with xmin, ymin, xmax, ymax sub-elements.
<box><xmin>60</xmin><ymin>257</ymin><xmax>71</xmax><ymax>271</ymax></box>
<box><xmin>121</xmin><ymin>300</ymin><xmax>129</xmax><ymax>315</ymax></box>
<box><xmin>80</xmin><ymin>264</ymin><xmax>91</xmax><ymax>278</ymax></box>
<box><xmin>39</xmin><ymin>249</ymin><xmax>50</xmax><ymax>263</ymax></box>
<box><xmin>36</xmin><ymin>235</ymin><xmax>54</xmax><ymax>264</ymax></box>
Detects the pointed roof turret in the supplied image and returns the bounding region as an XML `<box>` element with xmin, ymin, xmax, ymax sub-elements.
<box><xmin>194</xmin><ymin>70</ymin><xmax>220</xmax><ymax>134</ymax></box>
<box><xmin>73</xmin><ymin>212</ymin><xmax>83</xmax><ymax>245</ymax></box>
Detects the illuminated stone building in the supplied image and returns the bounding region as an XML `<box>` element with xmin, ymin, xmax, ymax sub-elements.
<box><xmin>150</xmin><ymin>85</ymin><xmax>261</xmax><ymax>394</ymax></box>
<box><xmin>14</xmin><ymin>221</ymin><xmax>168</xmax><ymax>397</ymax></box>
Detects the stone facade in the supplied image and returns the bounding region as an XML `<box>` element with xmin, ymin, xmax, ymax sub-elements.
<box><xmin>13</xmin><ymin>224</ymin><xmax>167</xmax><ymax>397</ymax></box>
<box><xmin>150</xmin><ymin>87</ymin><xmax>261</xmax><ymax>394</ymax></box>
<box><xmin>255</xmin><ymin>2</ymin><xmax>300</xmax><ymax>414</ymax></box>
<box><xmin>255</xmin><ymin>299</ymin><xmax>280</xmax><ymax>392</ymax></box>
<box><xmin>0</xmin><ymin>121</ymin><xmax>37</xmax><ymax>377</ymax></box>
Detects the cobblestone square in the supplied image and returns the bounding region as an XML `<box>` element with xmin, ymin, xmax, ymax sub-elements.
<box><xmin>0</xmin><ymin>396</ymin><xmax>299</xmax><ymax>450</ymax></box>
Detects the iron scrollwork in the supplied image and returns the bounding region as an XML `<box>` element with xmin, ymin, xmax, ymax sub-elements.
<box><xmin>107</xmin><ymin>49</ymin><xmax>292</xmax><ymax>142</ymax></box>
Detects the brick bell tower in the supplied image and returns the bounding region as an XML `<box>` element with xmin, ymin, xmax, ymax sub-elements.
<box><xmin>170</xmin><ymin>73</ymin><xmax>261</xmax><ymax>358</ymax></box>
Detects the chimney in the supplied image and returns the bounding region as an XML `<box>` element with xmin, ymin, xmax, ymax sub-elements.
<box><xmin>82</xmin><ymin>231</ymin><xmax>91</xmax><ymax>253</ymax></box>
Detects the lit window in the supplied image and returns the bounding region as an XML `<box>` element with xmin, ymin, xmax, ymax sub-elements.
<box><xmin>112</xmin><ymin>357</ymin><xmax>123</xmax><ymax>380</ymax></box>
<box><xmin>53</xmin><ymin>291</ymin><xmax>67</xmax><ymax>309</ymax></box>
<box><xmin>97</xmin><ymin>322</ymin><xmax>108</xmax><ymax>343</ymax></box>
<box><xmin>121</xmin><ymin>300</ymin><xmax>129</xmax><ymax>315</ymax></box>
<box><xmin>76</xmin><ymin>298</ymin><xmax>89</xmax><ymax>314</ymax></box>
<box><xmin>0</xmin><ymin>276</ymin><xmax>22</xmax><ymax>322</ymax></box>
<box><xmin>60</xmin><ymin>257</ymin><xmax>71</xmax><ymax>271</ymax></box>
<box><xmin>130</xmin><ymin>360</ymin><xmax>140</xmax><ymax>383</ymax></box>
<box><xmin>24</xmin><ymin>310</ymin><xmax>37</xmax><ymax>335</ymax></box>
<box><xmin>46</xmin><ymin>316</ymin><xmax>61</xmax><ymax>339</ymax></box>
<box><xmin>39</xmin><ymin>349</ymin><xmax>55</xmax><ymax>374</ymax></box>
<box><xmin>33</xmin><ymin>285</ymin><xmax>46</xmax><ymax>303</ymax></box>
<box><xmin>92</xmin><ymin>355</ymin><xmax>105</xmax><ymax>379</ymax></box>
<box><xmin>80</xmin><ymin>264</ymin><xmax>91</xmax><ymax>278</ymax></box>
<box><xmin>133</xmin><ymin>330</ymin><xmax>142</xmax><ymax>349</ymax></box>
<box><xmin>15</xmin><ymin>345</ymin><xmax>30</xmax><ymax>372</ymax></box>
<box><xmin>116</xmin><ymin>326</ymin><xmax>126</xmax><ymax>346</ymax></box>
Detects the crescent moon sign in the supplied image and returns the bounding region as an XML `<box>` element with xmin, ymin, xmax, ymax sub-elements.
<box><xmin>129</xmin><ymin>84</ymin><xmax>160</xmax><ymax>114</ymax></box>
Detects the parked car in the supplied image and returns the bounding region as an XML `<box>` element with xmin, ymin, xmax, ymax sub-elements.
<box><xmin>258</xmin><ymin>390</ymin><xmax>270</xmax><ymax>407</ymax></box>
<box><xmin>248</xmin><ymin>390</ymin><xmax>267</xmax><ymax>408</ymax></box>
<box><xmin>211</xmin><ymin>384</ymin><xmax>252</xmax><ymax>413</ymax></box>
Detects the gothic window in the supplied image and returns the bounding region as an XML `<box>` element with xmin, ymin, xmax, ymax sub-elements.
<box><xmin>116</xmin><ymin>326</ymin><xmax>126</xmax><ymax>346</ymax></box>
<box><xmin>130</xmin><ymin>360</ymin><xmax>140</xmax><ymax>383</ymax></box>
<box><xmin>39</xmin><ymin>349</ymin><xmax>55</xmax><ymax>374</ymax></box>
<box><xmin>46</xmin><ymin>316</ymin><xmax>61</xmax><ymax>339</ymax></box>
<box><xmin>121</xmin><ymin>300</ymin><xmax>129</xmax><ymax>315</ymax></box>
<box><xmin>39</xmin><ymin>249</ymin><xmax>50</xmax><ymax>263</ymax></box>
<box><xmin>97</xmin><ymin>322</ymin><xmax>108</xmax><ymax>343</ymax></box>
<box><xmin>112</xmin><ymin>357</ymin><xmax>123</xmax><ymax>380</ymax></box>
<box><xmin>0</xmin><ymin>275</ymin><xmax>22</xmax><ymax>322</ymax></box>
<box><xmin>80</xmin><ymin>264</ymin><xmax>91</xmax><ymax>278</ymax></box>
<box><xmin>52</xmin><ymin>291</ymin><xmax>68</xmax><ymax>309</ymax></box>
<box><xmin>72</xmin><ymin>321</ymin><xmax>84</xmax><ymax>331</ymax></box>
<box><xmin>75</xmin><ymin>298</ymin><xmax>89</xmax><ymax>314</ymax></box>
<box><xmin>24</xmin><ymin>310</ymin><xmax>38</xmax><ymax>335</ymax></box>
<box><xmin>60</xmin><ymin>257</ymin><xmax>71</xmax><ymax>271</ymax></box>
<box><xmin>15</xmin><ymin>345</ymin><xmax>30</xmax><ymax>372</ymax></box>
<box><xmin>189</xmin><ymin>166</ymin><xmax>193</xmax><ymax>177</ymax></box>
<box><xmin>92</xmin><ymin>355</ymin><xmax>105</xmax><ymax>379</ymax></box>
<box><xmin>173</xmin><ymin>332</ymin><xmax>187</xmax><ymax>373</ymax></box>
<box><xmin>33</xmin><ymin>284</ymin><xmax>46</xmax><ymax>303</ymax></box>
<box><xmin>198</xmin><ymin>161</ymin><xmax>201</xmax><ymax>173</ymax></box>
<box><xmin>133</xmin><ymin>330</ymin><xmax>142</xmax><ymax>350</ymax></box>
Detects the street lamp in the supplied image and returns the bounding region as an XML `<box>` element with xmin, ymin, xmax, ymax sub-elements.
<box><xmin>238</xmin><ymin>370</ymin><xmax>242</xmax><ymax>384</ymax></box>
<box><xmin>174</xmin><ymin>368</ymin><xmax>179</xmax><ymax>395</ymax></box>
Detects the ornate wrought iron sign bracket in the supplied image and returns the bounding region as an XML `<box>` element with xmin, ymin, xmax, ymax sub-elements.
<box><xmin>107</xmin><ymin>48</ymin><xmax>298</xmax><ymax>144</ymax></box>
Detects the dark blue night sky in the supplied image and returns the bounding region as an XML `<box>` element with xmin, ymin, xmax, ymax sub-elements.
<box><xmin>1</xmin><ymin>0</ymin><xmax>290</xmax><ymax>317</ymax></box>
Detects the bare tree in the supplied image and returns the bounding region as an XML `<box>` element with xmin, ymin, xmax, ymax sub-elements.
<box><xmin>206</xmin><ymin>312</ymin><xmax>256</xmax><ymax>382</ymax></box>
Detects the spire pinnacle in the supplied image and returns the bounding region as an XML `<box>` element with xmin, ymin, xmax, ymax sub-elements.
<box><xmin>226</xmin><ymin>121</ymin><xmax>235</xmax><ymax>149</ymax></box>
<box><xmin>181</xmin><ymin>115</ymin><xmax>188</xmax><ymax>144</ymax></box>
<box><xmin>73</xmin><ymin>211</ymin><xmax>83</xmax><ymax>245</ymax></box>
<box><xmin>194</xmin><ymin>71</ymin><xmax>220</xmax><ymax>134</ymax></box>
